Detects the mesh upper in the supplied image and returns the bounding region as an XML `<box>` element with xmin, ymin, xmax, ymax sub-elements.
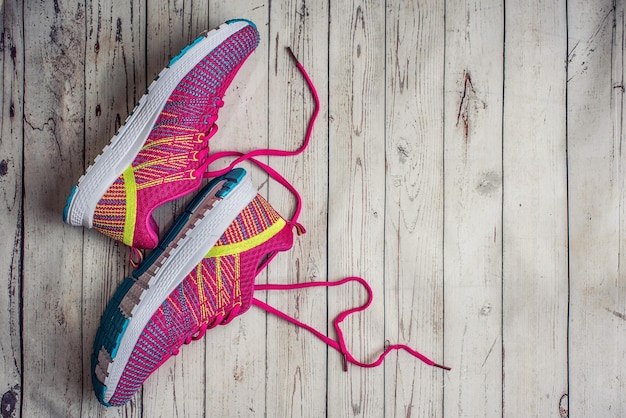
<box><xmin>106</xmin><ymin>194</ymin><xmax>294</xmax><ymax>406</ymax></box>
<box><xmin>92</xmin><ymin>24</ymin><xmax>260</xmax><ymax>249</ymax></box>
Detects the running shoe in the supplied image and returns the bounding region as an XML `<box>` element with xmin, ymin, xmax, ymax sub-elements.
<box><xmin>91</xmin><ymin>166</ymin><xmax>448</xmax><ymax>407</ymax></box>
<box><xmin>64</xmin><ymin>19</ymin><xmax>260</xmax><ymax>249</ymax></box>
<box><xmin>91</xmin><ymin>167</ymin><xmax>258</xmax><ymax>406</ymax></box>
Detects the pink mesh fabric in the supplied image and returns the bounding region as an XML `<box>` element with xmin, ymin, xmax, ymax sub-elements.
<box><xmin>93</xmin><ymin>176</ymin><xmax>127</xmax><ymax>243</ymax></box>
<box><xmin>107</xmin><ymin>196</ymin><xmax>294</xmax><ymax>406</ymax></box>
<box><xmin>92</xmin><ymin>23</ymin><xmax>260</xmax><ymax>249</ymax></box>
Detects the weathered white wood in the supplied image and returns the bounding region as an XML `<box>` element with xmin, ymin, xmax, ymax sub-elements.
<box><xmin>22</xmin><ymin>1</ymin><xmax>86</xmax><ymax>417</ymax></box>
<box><xmin>502</xmin><ymin>1</ymin><xmax>569</xmax><ymax>415</ymax></box>
<box><xmin>0</xmin><ymin>1</ymin><xmax>23</xmax><ymax>416</ymax></box>
<box><xmin>442</xmin><ymin>1</ymin><xmax>504</xmax><ymax>417</ymax></box>
<box><xmin>12</xmin><ymin>1</ymin><xmax>626</xmax><ymax>416</ymax></box>
<box><xmin>80</xmin><ymin>0</ymin><xmax>145</xmax><ymax>416</ymax></box>
<box><xmin>264</xmin><ymin>2</ymin><xmax>329</xmax><ymax>417</ymax></box>
<box><xmin>202</xmin><ymin>2</ymin><xmax>271</xmax><ymax>417</ymax></box>
<box><xmin>141</xmin><ymin>2</ymin><xmax>209</xmax><ymax>416</ymax></box>
<box><xmin>568</xmin><ymin>1</ymin><xmax>626</xmax><ymax>415</ymax></box>
<box><xmin>383</xmin><ymin>1</ymin><xmax>446</xmax><ymax>417</ymax></box>
<box><xmin>327</xmin><ymin>1</ymin><xmax>387</xmax><ymax>416</ymax></box>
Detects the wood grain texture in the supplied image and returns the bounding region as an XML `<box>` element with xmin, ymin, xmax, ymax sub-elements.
<box><xmin>442</xmin><ymin>1</ymin><xmax>503</xmax><ymax>417</ymax></box>
<box><xmin>80</xmin><ymin>0</ymin><xmax>145</xmax><ymax>416</ymax></box>
<box><xmin>328</xmin><ymin>1</ymin><xmax>387</xmax><ymax>416</ymax></box>
<box><xmin>202</xmin><ymin>2</ymin><xmax>270</xmax><ymax>417</ymax></box>
<box><xmin>568</xmin><ymin>0</ymin><xmax>626</xmax><ymax>415</ymax></box>
<box><xmin>22</xmin><ymin>1</ymin><xmax>86</xmax><ymax>416</ymax></box>
<box><xmin>0</xmin><ymin>2</ymin><xmax>23</xmax><ymax>417</ymax></box>
<box><xmin>141</xmin><ymin>2</ymin><xmax>207</xmax><ymax>416</ymax></box>
<box><xmin>384</xmin><ymin>1</ymin><xmax>445</xmax><ymax>417</ymax></box>
<box><xmin>502</xmin><ymin>0</ymin><xmax>569</xmax><ymax>415</ymax></box>
<box><xmin>265</xmin><ymin>1</ymin><xmax>329</xmax><ymax>417</ymax></box>
<box><xmin>5</xmin><ymin>1</ymin><xmax>626</xmax><ymax>416</ymax></box>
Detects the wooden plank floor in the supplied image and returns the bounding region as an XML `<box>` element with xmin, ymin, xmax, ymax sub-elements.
<box><xmin>1</xmin><ymin>0</ymin><xmax>625</xmax><ymax>416</ymax></box>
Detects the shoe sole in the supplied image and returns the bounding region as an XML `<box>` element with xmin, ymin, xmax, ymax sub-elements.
<box><xmin>63</xmin><ymin>19</ymin><xmax>256</xmax><ymax>228</ymax></box>
<box><xmin>91</xmin><ymin>168</ymin><xmax>257</xmax><ymax>406</ymax></box>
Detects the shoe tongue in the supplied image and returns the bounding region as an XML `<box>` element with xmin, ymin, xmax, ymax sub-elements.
<box><xmin>214</xmin><ymin>194</ymin><xmax>284</xmax><ymax>248</ymax></box>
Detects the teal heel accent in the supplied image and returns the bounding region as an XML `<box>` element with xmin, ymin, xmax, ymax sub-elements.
<box><xmin>168</xmin><ymin>19</ymin><xmax>256</xmax><ymax>68</ymax></box>
<box><xmin>226</xmin><ymin>18</ymin><xmax>256</xmax><ymax>29</ymax></box>
<box><xmin>63</xmin><ymin>186</ymin><xmax>78</xmax><ymax>223</ymax></box>
<box><xmin>167</xmin><ymin>35</ymin><xmax>206</xmax><ymax>67</ymax></box>
<box><xmin>134</xmin><ymin>168</ymin><xmax>248</xmax><ymax>277</ymax></box>
<box><xmin>91</xmin><ymin>276</ymin><xmax>135</xmax><ymax>406</ymax></box>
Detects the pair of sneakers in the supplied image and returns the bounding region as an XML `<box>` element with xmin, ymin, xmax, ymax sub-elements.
<box><xmin>65</xmin><ymin>19</ymin><xmax>447</xmax><ymax>408</ymax></box>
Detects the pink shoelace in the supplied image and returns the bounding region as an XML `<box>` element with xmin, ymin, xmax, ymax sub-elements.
<box><xmin>253</xmin><ymin>279</ymin><xmax>450</xmax><ymax>371</ymax></box>
<box><xmin>129</xmin><ymin>99</ymin><xmax>225</xmax><ymax>268</ymax></box>
<box><xmin>203</xmin><ymin>47</ymin><xmax>318</xmax><ymax>181</ymax></box>
<box><xmin>201</xmin><ymin>47</ymin><xmax>449</xmax><ymax>372</ymax></box>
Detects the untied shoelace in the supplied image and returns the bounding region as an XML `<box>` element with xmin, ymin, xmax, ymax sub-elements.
<box><xmin>202</xmin><ymin>47</ymin><xmax>450</xmax><ymax>372</ymax></box>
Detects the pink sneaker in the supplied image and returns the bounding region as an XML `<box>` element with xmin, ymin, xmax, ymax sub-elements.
<box><xmin>90</xmin><ymin>49</ymin><xmax>447</xmax><ymax>408</ymax></box>
<box><xmin>91</xmin><ymin>166</ymin><xmax>287</xmax><ymax>406</ymax></box>
<box><xmin>91</xmin><ymin>168</ymin><xmax>448</xmax><ymax>407</ymax></box>
<box><xmin>64</xmin><ymin>19</ymin><xmax>260</xmax><ymax>249</ymax></box>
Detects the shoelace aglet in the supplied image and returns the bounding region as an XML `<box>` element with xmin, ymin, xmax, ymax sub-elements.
<box><xmin>129</xmin><ymin>247</ymin><xmax>144</xmax><ymax>269</ymax></box>
<box><xmin>342</xmin><ymin>354</ymin><xmax>348</xmax><ymax>372</ymax></box>
<box><xmin>433</xmin><ymin>363</ymin><xmax>451</xmax><ymax>371</ymax></box>
<box><xmin>293</xmin><ymin>222</ymin><xmax>306</xmax><ymax>236</ymax></box>
<box><xmin>286</xmin><ymin>46</ymin><xmax>298</xmax><ymax>64</ymax></box>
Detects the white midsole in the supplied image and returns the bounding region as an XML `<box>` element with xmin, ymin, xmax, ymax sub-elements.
<box><xmin>103</xmin><ymin>172</ymin><xmax>256</xmax><ymax>402</ymax></box>
<box><xmin>66</xmin><ymin>20</ymin><xmax>251</xmax><ymax>228</ymax></box>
